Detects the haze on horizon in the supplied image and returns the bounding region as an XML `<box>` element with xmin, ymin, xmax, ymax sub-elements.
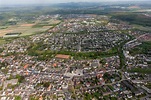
<box><xmin>0</xmin><ymin>0</ymin><xmax>147</xmax><ymax>5</ymax></box>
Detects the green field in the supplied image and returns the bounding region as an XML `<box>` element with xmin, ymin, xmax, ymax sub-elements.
<box><xmin>0</xmin><ymin>19</ymin><xmax>61</xmax><ymax>38</ymax></box>
<box><xmin>133</xmin><ymin>24</ymin><xmax>151</xmax><ymax>32</ymax></box>
<box><xmin>129</xmin><ymin>41</ymin><xmax>151</xmax><ymax>55</ymax></box>
<box><xmin>112</xmin><ymin>13</ymin><xmax>151</xmax><ymax>27</ymax></box>
<box><xmin>0</xmin><ymin>38</ymin><xmax>6</xmax><ymax>45</ymax></box>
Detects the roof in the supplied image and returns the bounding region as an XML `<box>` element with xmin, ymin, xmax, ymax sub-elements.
<box><xmin>142</xmin><ymin>86</ymin><xmax>151</xmax><ymax>94</ymax></box>
<box><xmin>53</xmin><ymin>63</ymin><xmax>57</xmax><ymax>67</ymax></box>
<box><xmin>24</xmin><ymin>64</ymin><xmax>29</xmax><ymax>69</ymax></box>
<box><xmin>121</xmin><ymin>80</ymin><xmax>138</xmax><ymax>93</ymax></box>
<box><xmin>55</xmin><ymin>54</ymin><xmax>70</xmax><ymax>59</ymax></box>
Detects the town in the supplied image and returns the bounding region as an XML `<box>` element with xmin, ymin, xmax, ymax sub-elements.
<box><xmin>0</xmin><ymin>1</ymin><xmax>151</xmax><ymax>100</ymax></box>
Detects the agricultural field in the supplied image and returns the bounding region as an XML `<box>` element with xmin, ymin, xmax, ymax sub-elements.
<box><xmin>32</xmin><ymin>19</ymin><xmax>61</xmax><ymax>28</ymax></box>
<box><xmin>0</xmin><ymin>19</ymin><xmax>61</xmax><ymax>37</ymax></box>
<box><xmin>0</xmin><ymin>38</ymin><xmax>6</xmax><ymax>45</ymax></box>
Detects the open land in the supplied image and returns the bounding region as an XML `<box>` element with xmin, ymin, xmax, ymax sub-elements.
<box><xmin>0</xmin><ymin>19</ymin><xmax>60</xmax><ymax>37</ymax></box>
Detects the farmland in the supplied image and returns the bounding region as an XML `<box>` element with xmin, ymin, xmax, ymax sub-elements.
<box><xmin>0</xmin><ymin>19</ymin><xmax>60</xmax><ymax>37</ymax></box>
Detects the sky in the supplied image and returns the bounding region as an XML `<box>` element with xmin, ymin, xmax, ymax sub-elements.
<box><xmin>0</xmin><ymin>0</ymin><xmax>146</xmax><ymax>5</ymax></box>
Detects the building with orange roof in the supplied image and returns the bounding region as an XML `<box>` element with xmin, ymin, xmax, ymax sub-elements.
<box><xmin>26</xmin><ymin>71</ymin><xmax>29</xmax><ymax>75</ymax></box>
<box><xmin>24</xmin><ymin>64</ymin><xmax>29</xmax><ymax>69</ymax></box>
<box><xmin>55</xmin><ymin>54</ymin><xmax>70</xmax><ymax>59</ymax></box>
<box><xmin>53</xmin><ymin>63</ymin><xmax>57</xmax><ymax>67</ymax></box>
<box><xmin>39</xmin><ymin>96</ymin><xmax>43</xmax><ymax>100</ymax></box>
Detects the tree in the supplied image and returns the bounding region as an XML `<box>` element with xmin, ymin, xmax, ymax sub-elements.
<box><xmin>99</xmin><ymin>59</ymin><xmax>106</xmax><ymax>65</ymax></box>
<box><xmin>42</xmin><ymin>82</ymin><xmax>50</xmax><ymax>88</ymax></box>
<box><xmin>16</xmin><ymin>75</ymin><xmax>25</xmax><ymax>83</ymax></box>
<box><xmin>15</xmin><ymin>96</ymin><xmax>21</xmax><ymax>100</ymax></box>
<box><xmin>103</xmin><ymin>72</ymin><xmax>110</xmax><ymax>80</ymax></box>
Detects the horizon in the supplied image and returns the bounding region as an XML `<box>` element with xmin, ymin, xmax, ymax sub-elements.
<box><xmin>0</xmin><ymin>0</ymin><xmax>149</xmax><ymax>6</ymax></box>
